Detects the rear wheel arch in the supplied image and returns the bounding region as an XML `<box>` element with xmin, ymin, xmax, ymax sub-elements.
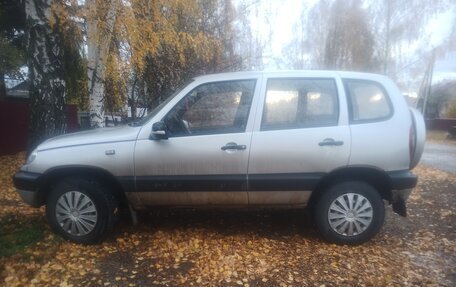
<box><xmin>308</xmin><ymin>166</ymin><xmax>392</xmax><ymax>210</ymax></box>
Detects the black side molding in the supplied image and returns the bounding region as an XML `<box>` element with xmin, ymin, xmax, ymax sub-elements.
<box><xmin>134</xmin><ymin>174</ymin><xmax>247</xmax><ymax>192</ymax></box>
<box><xmin>118</xmin><ymin>170</ymin><xmax>415</xmax><ymax>194</ymax></box>
<box><xmin>126</xmin><ymin>173</ymin><xmax>325</xmax><ymax>193</ymax></box>
<box><xmin>249</xmin><ymin>173</ymin><xmax>325</xmax><ymax>191</ymax></box>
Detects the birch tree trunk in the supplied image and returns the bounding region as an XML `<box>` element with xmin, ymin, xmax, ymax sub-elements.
<box><xmin>26</xmin><ymin>0</ymin><xmax>66</xmax><ymax>151</ymax></box>
<box><xmin>383</xmin><ymin>0</ymin><xmax>392</xmax><ymax>75</ymax></box>
<box><xmin>86</xmin><ymin>0</ymin><xmax>118</xmax><ymax>128</ymax></box>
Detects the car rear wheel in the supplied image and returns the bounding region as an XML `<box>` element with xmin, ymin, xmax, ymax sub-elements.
<box><xmin>314</xmin><ymin>181</ymin><xmax>385</xmax><ymax>245</ymax></box>
<box><xmin>46</xmin><ymin>177</ymin><xmax>118</xmax><ymax>244</ymax></box>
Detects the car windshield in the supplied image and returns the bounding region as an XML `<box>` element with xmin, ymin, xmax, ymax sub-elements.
<box><xmin>129</xmin><ymin>80</ymin><xmax>194</xmax><ymax>126</ymax></box>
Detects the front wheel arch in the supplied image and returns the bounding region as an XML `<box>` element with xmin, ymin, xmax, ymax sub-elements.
<box><xmin>39</xmin><ymin>166</ymin><xmax>128</xmax><ymax>207</ymax></box>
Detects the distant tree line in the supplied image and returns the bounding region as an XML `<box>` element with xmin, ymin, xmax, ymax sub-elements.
<box><xmin>284</xmin><ymin>0</ymin><xmax>455</xmax><ymax>84</ymax></box>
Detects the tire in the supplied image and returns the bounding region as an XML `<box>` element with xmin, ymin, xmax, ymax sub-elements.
<box><xmin>314</xmin><ymin>181</ymin><xmax>385</xmax><ymax>245</ymax></box>
<box><xmin>46</xmin><ymin>177</ymin><xmax>119</xmax><ymax>244</ymax></box>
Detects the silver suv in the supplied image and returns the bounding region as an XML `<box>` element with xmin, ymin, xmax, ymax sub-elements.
<box><xmin>14</xmin><ymin>71</ymin><xmax>425</xmax><ymax>245</ymax></box>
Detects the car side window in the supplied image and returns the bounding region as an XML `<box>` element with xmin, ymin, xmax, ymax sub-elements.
<box><xmin>344</xmin><ymin>79</ymin><xmax>393</xmax><ymax>122</ymax></box>
<box><xmin>164</xmin><ymin>80</ymin><xmax>256</xmax><ymax>137</ymax></box>
<box><xmin>261</xmin><ymin>78</ymin><xmax>338</xmax><ymax>131</ymax></box>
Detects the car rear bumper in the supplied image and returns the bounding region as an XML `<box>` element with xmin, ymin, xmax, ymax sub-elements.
<box><xmin>13</xmin><ymin>171</ymin><xmax>42</xmax><ymax>207</ymax></box>
<box><xmin>388</xmin><ymin>170</ymin><xmax>417</xmax><ymax>190</ymax></box>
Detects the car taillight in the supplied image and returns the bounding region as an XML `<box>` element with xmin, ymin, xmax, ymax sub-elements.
<box><xmin>409</xmin><ymin>115</ymin><xmax>417</xmax><ymax>166</ymax></box>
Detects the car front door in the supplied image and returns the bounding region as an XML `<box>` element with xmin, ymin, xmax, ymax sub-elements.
<box><xmin>132</xmin><ymin>79</ymin><xmax>258</xmax><ymax>206</ymax></box>
<box><xmin>247</xmin><ymin>75</ymin><xmax>351</xmax><ymax>205</ymax></box>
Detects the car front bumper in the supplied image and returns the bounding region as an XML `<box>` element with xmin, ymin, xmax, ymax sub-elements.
<box><xmin>13</xmin><ymin>171</ymin><xmax>42</xmax><ymax>207</ymax></box>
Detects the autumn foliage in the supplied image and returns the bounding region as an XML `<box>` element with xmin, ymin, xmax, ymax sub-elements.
<box><xmin>50</xmin><ymin>0</ymin><xmax>242</xmax><ymax>120</ymax></box>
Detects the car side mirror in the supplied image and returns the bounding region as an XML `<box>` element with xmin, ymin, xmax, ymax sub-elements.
<box><xmin>150</xmin><ymin>121</ymin><xmax>168</xmax><ymax>140</ymax></box>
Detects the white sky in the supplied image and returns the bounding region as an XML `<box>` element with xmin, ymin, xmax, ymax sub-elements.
<box><xmin>426</xmin><ymin>8</ymin><xmax>456</xmax><ymax>83</ymax></box>
<box><xmin>248</xmin><ymin>0</ymin><xmax>311</xmax><ymax>66</ymax></box>
<box><xmin>426</xmin><ymin>9</ymin><xmax>454</xmax><ymax>47</ymax></box>
<box><xmin>244</xmin><ymin>0</ymin><xmax>456</xmax><ymax>89</ymax></box>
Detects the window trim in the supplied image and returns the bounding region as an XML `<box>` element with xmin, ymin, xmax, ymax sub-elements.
<box><xmin>260</xmin><ymin>77</ymin><xmax>340</xmax><ymax>131</ymax></box>
<box><xmin>343</xmin><ymin>78</ymin><xmax>394</xmax><ymax>124</ymax></box>
<box><xmin>162</xmin><ymin>79</ymin><xmax>257</xmax><ymax>138</ymax></box>
<box><xmin>132</xmin><ymin>79</ymin><xmax>194</xmax><ymax>126</ymax></box>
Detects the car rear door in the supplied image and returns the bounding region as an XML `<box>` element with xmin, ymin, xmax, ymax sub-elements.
<box><xmin>247</xmin><ymin>73</ymin><xmax>351</xmax><ymax>205</ymax></box>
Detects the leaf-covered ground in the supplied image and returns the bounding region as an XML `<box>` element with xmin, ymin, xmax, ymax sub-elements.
<box><xmin>0</xmin><ymin>153</ymin><xmax>454</xmax><ymax>286</ymax></box>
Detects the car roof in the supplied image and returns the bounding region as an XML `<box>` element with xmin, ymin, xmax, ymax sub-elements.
<box><xmin>193</xmin><ymin>70</ymin><xmax>388</xmax><ymax>81</ymax></box>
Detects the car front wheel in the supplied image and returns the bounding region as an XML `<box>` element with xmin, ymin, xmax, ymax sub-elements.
<box><xmin>314</xmin><ymin>181</ymin><xmax>385</xmax><ymax>245</ymax></box>
<box><xmin>46</xmin><ymin>177</ymin><xmax>118</xmax><ymax>244</ymax></box>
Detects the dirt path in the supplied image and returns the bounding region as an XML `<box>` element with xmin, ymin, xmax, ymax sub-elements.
<box><xmin>1</xmin><ymin>154</ymin><xmax>455</xmax><ymax>286</ymax></box>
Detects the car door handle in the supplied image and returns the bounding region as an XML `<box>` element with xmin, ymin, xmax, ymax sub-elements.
<box><xmin>318</xmin><ymin>138</ymin><xmax>344</xmax><ymax>146</ymax></box>
<box><xmin>221</xmin><ymin>142</ymin><xmax>247</xmax><ymax>151</ymax></box>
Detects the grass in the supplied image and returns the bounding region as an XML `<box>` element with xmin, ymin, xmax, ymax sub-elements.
<box><xmin>0</xmin><ymin>221</ymin><xmax>44</xmax><ymax>258</ymax></box>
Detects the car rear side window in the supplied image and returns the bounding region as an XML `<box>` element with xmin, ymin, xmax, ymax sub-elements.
<box><xmin>344</xmin><ymin>79</ymin><xmax>393</xmax><ymax>122</ymax></box>
<box><xmin>261</xmin><ymin>78</ymin><xmax>338</xmax><ymax>131</ymax></box>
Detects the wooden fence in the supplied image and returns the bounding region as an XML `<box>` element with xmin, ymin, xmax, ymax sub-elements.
<box><xmin>0</xmin><ymin>101</ymin><xmax>79</xmax><ymax>155</ymax></box>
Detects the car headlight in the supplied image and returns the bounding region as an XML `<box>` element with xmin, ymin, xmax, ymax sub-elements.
<box><xmin>26</xmin><ymin>149</ymin><xmax>37</xmax><ymax>165</ymax></box>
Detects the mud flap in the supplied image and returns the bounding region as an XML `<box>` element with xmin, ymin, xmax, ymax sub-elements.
<box><xmin>392</xmin><ymin>200</ymin><xmax>407</xmax><ymax>217</ymax></box>
<box><xmin>129</xmin><ymin>204</ymin><xmax>138</xmax><ymax>225</ymax></box>
<box><xmin>391</xmin><ymin>189</ymin><xmax>412</xmax><ymax>217</ymax></box>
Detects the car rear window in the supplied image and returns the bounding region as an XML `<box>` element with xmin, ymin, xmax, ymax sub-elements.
<box><xmin>343</xmin><ymin>79</ymin><xmax>393</xmax><ymax>122</ymax></box>
<box><xmin>261</xmin><ymin>78</ymin><xmax>339</xmax><ymax>130</ymax></box>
